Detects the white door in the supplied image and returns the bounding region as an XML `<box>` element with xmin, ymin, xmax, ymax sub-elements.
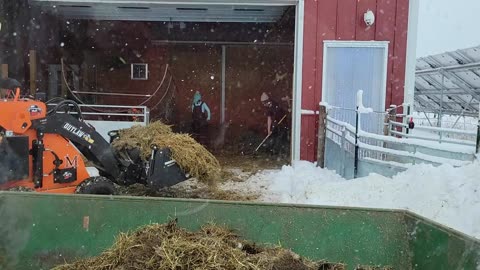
<box><xmin>322</xmin><ymin>41</ymin><xmax>389</xmax><ymax>134</ymax></box>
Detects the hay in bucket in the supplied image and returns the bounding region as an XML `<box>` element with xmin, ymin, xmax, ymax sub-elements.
<box><xmin>112</xmin><ymin>121</ymin><xmax>221</xmax><ymax>183</ymax></box>
<box><xmin>53</xmin><ymin>220</ymin><xmax>345</xmax><ymax>270</ymax></box>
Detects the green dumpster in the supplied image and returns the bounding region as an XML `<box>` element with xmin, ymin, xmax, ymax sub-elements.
<box><xmin>0</xmin><ymin>192</ymin><xmax>479</xmax><ymax>270</ymax></box>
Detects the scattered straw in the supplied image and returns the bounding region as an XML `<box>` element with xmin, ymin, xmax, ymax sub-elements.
<box><xmin>112</xmin><ymin>121</ymin><xmax>221</xmax><ymax>183</ymax></box>
<box><xmin>53</xmin><ymin>221</ymin><xmax>344</xmax><ymax>270</ymax></box>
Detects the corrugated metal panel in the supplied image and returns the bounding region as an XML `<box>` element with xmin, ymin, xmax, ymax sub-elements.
<box><xmin>29</xmin><ymin>0</ymin><xmax>292</xmax><ymax>22</ymax></box>
<box><xmin>415</xmin><ymin>45</ymin><xmax>480</xmax><ymax>116</ymax></box>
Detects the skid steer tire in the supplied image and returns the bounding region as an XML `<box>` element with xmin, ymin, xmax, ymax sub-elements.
<box><xmin>75</xmin><ymin>176</ymin><xmax>117</xmax><ymax>195</ymax></box>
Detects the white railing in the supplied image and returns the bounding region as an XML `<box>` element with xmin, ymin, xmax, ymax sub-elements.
<box><xmin>329</xmin><ymin>117</ymin><xmax>473</xmax><ymax>164</ymax></box>
<box><xmin>48</xmin><ymin>103</ymin><xmax>149</xmax><ymax>141</ymax></box>
<box><xmin>389</xmin><ymin>120</ymin><xmax>477</xmax><ymax>147</ymax></box>
<box><xmin>78</xmin><ymin>104</ymin><xmax>150</xmax><ymax>124</ymax></box>
<box><xmin>322</xmin><ymin>90</ymin><xmax>478</xmax><ymax>179</ymax></box>
<box><xmin>325</xmin><ymin>115</ymin><xmax>475</xmax><ymax>179</ymax></box>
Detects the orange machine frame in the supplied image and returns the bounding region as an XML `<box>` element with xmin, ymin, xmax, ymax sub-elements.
<box><xmin>0</xmin><ymin>88</ymin><xmax>90</xmax><ymax>193</ymax></box>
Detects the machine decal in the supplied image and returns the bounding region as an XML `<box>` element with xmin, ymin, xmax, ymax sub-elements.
<box><xmin>28</xmin><ymin>105</ymin><xmax>42</xmax><ymax>116</ymax></box>
<box><xmin>63</xmin><ymin>123</ymin><xmax>95</xmax><ymax>144</ymax></box>
<box><xmin>63</xmin><ymin>171</ymin><xmax>73</xmax><ymax>180</ymax></box>
<box><xmin>65</xmin><ymin>155</ymin><xmax>79</xmax><ymax>168</ymax></box>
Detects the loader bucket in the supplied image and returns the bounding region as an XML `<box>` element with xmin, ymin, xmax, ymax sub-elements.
<box><xmin>146</xmin><ymin>147</ymin><xmax>188</xmax><ymax>189</ymax></box>
<box><xmin>0</xmin><ymin>192</ymin><xmax>478</xmax><ymax>270</ymax></box>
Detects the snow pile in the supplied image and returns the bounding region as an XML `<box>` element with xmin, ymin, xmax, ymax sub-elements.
<box><xmin>222</xmin><ymin>161</ymin><xmax>480</xmax><ymax>239</ymax></box>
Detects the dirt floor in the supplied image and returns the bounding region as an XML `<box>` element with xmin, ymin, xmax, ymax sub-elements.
<box><xmin>117</xmin><ymin>151</ymin><xmax>288</xmax><ymax>201</ymax></box>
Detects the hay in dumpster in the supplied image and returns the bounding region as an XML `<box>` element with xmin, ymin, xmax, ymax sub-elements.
<box><xmin>112</xmin><ymin>121</ymin><xmax>221</xmax><ymax>183</ymax></box>
<box><xmin>53</xmin><ymin>221</ymin><xmax>345</xmax><ymax>270</ymax></box>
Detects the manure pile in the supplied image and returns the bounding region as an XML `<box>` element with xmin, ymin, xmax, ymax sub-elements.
<box><xmin>53</xmin><ymin>221</ymin><xmax>346</xmax><ymax>270</ymax></box>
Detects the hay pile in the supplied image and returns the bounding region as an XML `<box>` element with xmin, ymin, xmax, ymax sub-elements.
<box><xmin>53</xmin><ymin>221</ymin><xmax>344</xmax><ymax>270</ymax></box>
<box><xmin>112</xmin><ymin>122</ymin><xmax>221</xmax><ymax>183</ymax></box>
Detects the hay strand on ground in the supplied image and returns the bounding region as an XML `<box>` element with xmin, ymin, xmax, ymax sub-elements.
<box><xmin>53</xmin><ymin>221</ymin><xmax>344</xmax><ymax>270</ymax></box>
<box><xmin>112</xmin><ymin>121</ymin><xmax>221</xmax><ymax>183</ymax></box>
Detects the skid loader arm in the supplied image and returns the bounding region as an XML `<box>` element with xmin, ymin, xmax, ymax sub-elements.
<box><xmin>33</xmin><ymin>113</ymin><xmax>122</xmax><ymax>181</ymax></box>
<box><xmin>32</xmin><ymin>112</ymin><xmax>187</xmax><ymax>189</ymax></box>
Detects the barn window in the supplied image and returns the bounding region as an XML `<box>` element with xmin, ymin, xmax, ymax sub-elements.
<box><xmin>131</xmin><ymin>63</ymin><xmax>148</xmax><ymax>80</ymax></box>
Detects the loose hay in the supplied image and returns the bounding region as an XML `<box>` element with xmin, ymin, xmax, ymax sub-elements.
<box><xmin>53</xmin><ymin>221</ymin><xmax>344</xmax><ymax>270</ymax></box>
<box><xmin>112</xmin><ymin>121</ymin><xmax>221</xmax><ymax>183</ymax></box>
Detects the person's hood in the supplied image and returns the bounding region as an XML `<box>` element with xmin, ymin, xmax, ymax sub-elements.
<box><xmin>193</xmin><ymin>91</ymin><xmax>202</xmax><ymax>104</ymax></box>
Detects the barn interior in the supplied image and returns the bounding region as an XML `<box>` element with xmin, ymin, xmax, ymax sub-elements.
<box><xmin>0</xmin><ymin>1</ymin><xmax>296</xmax><ymax>168</ymax></box>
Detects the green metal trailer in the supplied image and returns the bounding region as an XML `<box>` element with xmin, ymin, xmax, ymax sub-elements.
<box><xmin>0</xmin><ymin>192</ymin><xmax>479</xmax><ymax>269</ymax></box>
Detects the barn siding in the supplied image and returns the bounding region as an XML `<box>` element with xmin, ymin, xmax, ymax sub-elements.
<box><xmin>355</xmin><ymin>0</ymin><xmax>377</xmax><ymax>40</ymax></box>
<box><xmin>300</xmin><ymin>0</ymin><xmax>410</xmax><ymax>161</ymax></box>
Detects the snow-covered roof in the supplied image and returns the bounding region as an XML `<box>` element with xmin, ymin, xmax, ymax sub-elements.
<box><xmin>415</xmin><ymin>45</ymin><xmax>480</xmax><ymax>117</ymax></box>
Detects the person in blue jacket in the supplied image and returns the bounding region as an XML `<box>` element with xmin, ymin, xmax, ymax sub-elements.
<box><xmin>191</xmin><ymin>91</ymin><xmax>211</xmax><ymax>145</ymax></box>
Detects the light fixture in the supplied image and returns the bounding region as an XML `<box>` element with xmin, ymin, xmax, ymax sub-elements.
<box><xmin>364</xmin><ymin>9</ymin><xmax>375</xmax><ymax>27</ymax></box>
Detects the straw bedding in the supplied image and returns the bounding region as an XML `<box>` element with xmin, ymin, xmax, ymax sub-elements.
<box><xmin>112</xmin><ymin>122</ymin><xmax>221</xmax><ymax>184</ymax></box>
<box><xmin>53</xmin><ymin>221</ymin><xmax>345</xmax><ymax>270</ymax></box>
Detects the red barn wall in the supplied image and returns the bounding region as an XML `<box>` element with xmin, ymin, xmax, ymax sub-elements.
<box><xmin>73</xmin><ymin>20</ymin><xmax>294</xmax><ymax>137</ymax></box>
<box><xmin>300</xmin><ymin>0</ymin><xmax>410</xmax><ymax>161</ymax></box>
<box><xmin>90</xmin><ymin>43</ymin><xmax>293</xmax><ymax>138</ymax></box>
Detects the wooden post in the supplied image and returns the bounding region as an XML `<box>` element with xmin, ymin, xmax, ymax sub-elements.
<box><xmin>317</xmin><ymin>105</ymin><xmax>327</xmax><ymax>168</ymax></box>
<box><xmin>383</xmin><ymin>113</ymin><xmax>390</xmax><ymax>136</ymax></box>
<box><xmin>384</xmin><ymin>105</ymin><xmax>397</xmax><ymax>136</ymax></box>
<box><xmin>476</xmin><ymin>122</ymin><xmax>480</xmax><ymax>155</ymax></box>
<box><xmin>476</xmin><ymin>104</ymin><xmax>480</xmax><ymax>155</ymax></box>
<box><xmin>1</xmin><ymin>64</ymin><xmax>8</xmax><ymax>78</ymax></box>
<box><xmin>0</xmin><ymin>64</ymin><xmax>7</xmax><ymax>98</ymax></box>
<box><xmin>29</xmin><ymin>50</ymin><xmax>37</xmax><ymax>95</ymax></box>
<box><xmin>61</xmin><ymin>67</ymin><xmax>67</xmax><ymax>98</ymax></box>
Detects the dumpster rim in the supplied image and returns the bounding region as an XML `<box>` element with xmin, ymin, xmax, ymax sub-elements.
<box><xmin>404</xmin><ymin>211</ymin><xmax>480</xmax><ymax>243</ymax></box>
<box><xmin>2</xmin><ymin>191</ymin><xmax>479</xmax><ymax>243</ymax></box>
<box><xmin>0</xmin><ymin>191</ymin><xmax>405</xmax><ymax>213</ymax></box>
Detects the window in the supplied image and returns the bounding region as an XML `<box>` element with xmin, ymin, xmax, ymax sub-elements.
<box><xmin>131</xmin><ymin>63</ymin><xmax>148</xmax><ymax>80</ymax></box>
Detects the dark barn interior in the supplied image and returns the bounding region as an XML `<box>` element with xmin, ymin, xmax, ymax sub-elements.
<box><xmin>0</xmin><ymin>0</ymin><xmax>295</xmax><ymax>162</ymax></box>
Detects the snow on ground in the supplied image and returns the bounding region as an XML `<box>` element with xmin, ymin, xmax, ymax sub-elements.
<box><xmin>221</xmin><ymin>161</ymin><xmax>480</xmax><ymax>239</ymax></box>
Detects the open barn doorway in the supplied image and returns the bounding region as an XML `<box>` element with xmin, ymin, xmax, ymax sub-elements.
<box><xmin>7</xmin><ymin>0</ymin><xmax>300</xmax><ymax>175</ymax></box>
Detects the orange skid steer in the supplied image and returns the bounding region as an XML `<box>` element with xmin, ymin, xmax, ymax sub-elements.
<box><xmin>0</xmin><ymin>78</ymin><xmax>187</xmax><ymax>194</ymax></box>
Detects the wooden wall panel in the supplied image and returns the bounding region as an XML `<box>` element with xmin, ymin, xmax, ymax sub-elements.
<box><xmin>315</xmin><ymin>0</ymin><xmax>338</xmax><ymax>107</ymax></box>
<box><xmin>375</xmin><ymin>0</ymin><xmax>397</xmax><ymax>108</ymax></box>
<box><xmin>301</xmin><ymin>0</ymin><xmax>319</xmax><ymax>111</ymax></box>
<box><xmin>300</xmin><ymin>0</ymin><xmax>411</xmax><ymax>161</ymax></box>
<box><xmin>300</xmin><ymin>0</ymin><xmax>338</xmax><ymax>161</ymax></box>
<box><xmin>356</xmin><ymin>0</ymin><xmax>377</xmax><ymax>40</ymax></box>
<box><xmin>336</xmin><ymin>0</ymin><xmax>357</xmax><ymax>40</ymax></box>
<box><xmin>392</xmin><ymin>0</ymin><xmax>410</xmax><ymax>107</ymax></box>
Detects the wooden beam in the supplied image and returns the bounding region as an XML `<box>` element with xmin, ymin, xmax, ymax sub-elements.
<box><xmin>29</xmin><ymin>50</ymin><xmax>37</xmax><ymax>95</ymax></box>
<box><xmin>0</xmin><ymin>64</ymin><xmax>7</xmax><ymax>98</ymax></box>
<box><xmin>1</xmin><ymin>64</ymin><xmax>8</xmax><ymax>78</ymax></box>
<box><xmin>61</xmin><ymin>69</ymin><xmax>67</xmax><ymax>98</ymax></box>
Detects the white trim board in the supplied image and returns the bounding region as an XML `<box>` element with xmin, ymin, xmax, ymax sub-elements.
<box><xmin>291</xmin><ymin>0</ymin><xmax>304</xmax><ymax>161</ymax></box>
<box><xmin>323</xmin><ymin>40</ymin><xmax>390</xmax><ymax>48</ymax></box>
<box><xmin>32</xmin><ymin>0</ymin><xmax>298</xmax><ymax>6</ymax></box>
<box><xmin>404</xmin><ymin>0</ymin><xmax>419</xmax><ymax>109</ymax></box>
